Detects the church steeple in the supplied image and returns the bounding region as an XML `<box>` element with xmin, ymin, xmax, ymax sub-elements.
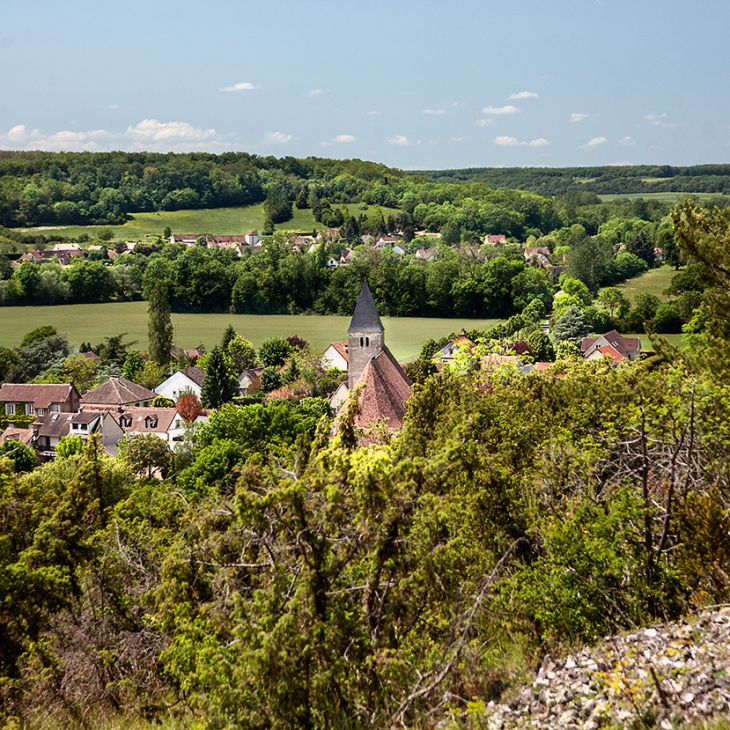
<box><xmin>347</xmin><ymin>280</ymin><xmax>385</xmax><ymax>390</ymax></box>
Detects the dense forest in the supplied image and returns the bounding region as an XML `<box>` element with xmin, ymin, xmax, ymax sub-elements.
<box><xmin>419</xmin><ymin>163</ymin><xmax>730</xmax><ymax>197</ymax></box>
<box><xmin>0</xmin><ymin>201</ymin><xmax>730</xmax><ymax>729</ymax></box>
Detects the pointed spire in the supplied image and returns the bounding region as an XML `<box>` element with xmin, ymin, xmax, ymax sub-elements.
<box><xmin>348</xmin><ymin>280</ymin><xmax>384</xmax><ymax>334</ymax></box>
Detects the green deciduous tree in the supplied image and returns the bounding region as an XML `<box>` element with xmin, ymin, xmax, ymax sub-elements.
<box><xmin>200</xmin><ymin>347</ymin><xmax>239</xmax><ymax>409</ymax></box>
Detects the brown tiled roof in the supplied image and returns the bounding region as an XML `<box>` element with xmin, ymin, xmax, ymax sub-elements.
<box><xmin>589</xmin><ymin>344</ymin><xmax>624</xmax><ymax>365</ymax></box>
<box><xmin>329</xmin><ymin>341</ymin><xmax>349</xmax><ymax>362</ymax></box>
<box><xmin>111</xmin><ymin>407</ymin><xmax>179</xmax><ymax>434</ymax></box>
<box><xmin>0</xmin><ymin>383</ymin><xmax>78</xmax><ymax>409</ymax></box>
<box><xmin>354</xmin><ymin>348</ymin><xmax>411</xmax><ymax>432</ymax></box>
<box><xmin>0</xmin><ymin>427</ymin><xmax>34</xmax><ymax>446</ymax></box>
<box><xmin>38</xmin><ymin>412</ymin><xmax>74</xmax><ymax>438</ymax></box>
<box><xmin>80</xmin><ymin>377</ymin><xmax>155</xmax><ymax>406</ymax></box>
<box><xmin>581</xmin><ymin>330</ymin><xmax>640</xmax><ymax>357</ymax></box>
<box><xmin>178</xmin><ymin>367</ymin><xmax>206</xmax><ymax>387</ymax></box>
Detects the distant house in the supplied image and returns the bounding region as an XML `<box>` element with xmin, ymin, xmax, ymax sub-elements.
<box><xmin>434</xmin><ymin>336</ymin><xmax>476</xmax><ymax>364</ymax></box>
<box><xmin>415</xmin><ymin>249</ymin><xmax>437</xmax><ymax>261</ymax></box>
<box><xmin>170</xmin><ymin>346</ymin><xmax>204</xmax><ymax>364</ymax></box>
<box><xmin>580</xmin><ymin>330</ymin><xmax>641</xmax><ymax>362</ymax></box>
<box><xmin>0</xmin><ymin>383</ymin><xmax>80</xmax><ymax>423</ymax></box>
<box><xmin>239</xmin><ymin>368</ymin><xmax>264</xmax><ymax>397</ymax></box>
<box><xmin>113</xmin><ymin>407</ymin><xmax>186</xmax><ymax>444</ymax></box>
<box><xmin>340</xmin><ymin>249</ymin><xmax>354</xmax><ymax>265</ymax></box>
<box><xmin>53</xmin><ymin>243</ymin><xmax>84</xmax><ymax>253</ymax></box>
<box><xmin>327</xmin><ymin>257</ymin><xmax>340</xmax><ymax>269</ymax></box>
<box><xmin>376</xmin><ymin>236</ymin><xmax>398</xmax><ymax>248</ymax></box>
<box><xmin>244</xmin><ymin>230</ymin><xmax>260</xmax><ymax>246</ymax></box>
<box><xmin>484</xmin><ymin>234</ymin><xmax>507</xmax><ymax>245</ymax></box>
<box><xmin>321</xmin><ymin>342</ymin><xmax>348</xmax><ymax>372</ymax></box>
<box><xmin>392</xmin><ymin>245</ymin><xmax>406</xmax><ymax>256</ymax></box>
<box><xmin>0</xmin><ymin>427</ymin><xmax>34</xmax><ymax>447</ymax></box>
<box><xmin>524</xmin><ymin>246</ymin><xmax>551</xmax><ymax>263</ymax></box>
<box><xmin>80</xmin><ymin>376</ymin><xmax>156</xmax><ymax>409</ymax></box>
<box><xmin>155</xmin><ymin>367</ymin><xmax>206</xmax><ymax>402</ymax></box>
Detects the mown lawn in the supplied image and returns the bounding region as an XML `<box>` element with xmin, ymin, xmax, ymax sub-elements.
<box><xmin>610</xmin><ymin>264</ymin><xmax>677</xmax><ymax>303</ymax></box>
<box><xmin>20</xmin><ymin>203</ymin><xmax>402</xmax><ymax>242</ymax></box>
<box><xmin>0</xmin><ymin>302</ymin><xmax>498</xmax><ymax>362</ymax></box>
<box><xmin>598</xmin><ymin>192</ymin><xmax>722</xmax><ymax>202</ymax></box>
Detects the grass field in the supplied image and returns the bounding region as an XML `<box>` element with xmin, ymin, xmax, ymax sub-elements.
<box><xmin>20</xmin><ymin>203</ymin><xmax>402</xmax><ymax>242</ymax></box>
<box><xmin>607</xmin><ymin>264</ymin><xmax>676</xmax><ymax>303</ymax></box>
<box><xmin>0</xmin><ymin>302</ymin><xmax>498</xmax><ymax>362</ymax></box>
<box><xmin>598</xmin><ymin>192</ymin><xmax>722</xmax><ymax>203</ymax></box>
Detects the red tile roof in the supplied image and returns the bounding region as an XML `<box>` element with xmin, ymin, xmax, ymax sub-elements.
<box><xmin>354</xmin><ymin>348</ymin><xmax>411</xmax><ymax>432</ymax></box>
<box><xmin>580</xmin><ymin>330</ymin><xmax>641</xmax><ymax>358</ymax></box>
<box><xmin>0</xmin><ymin>427</ymin><xmax>34</xmax><ymax>446</ymax></box>
<box><xmin>329</xmin><ymin>341</ymin><xmax>349</xmax><ymax>362</ymax></box>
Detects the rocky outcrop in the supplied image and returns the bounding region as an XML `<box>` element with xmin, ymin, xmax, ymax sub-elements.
<box><xmin>484</xmin><ymin>608</ymin><xmax>730</xmax><ymax>729</ymax></box>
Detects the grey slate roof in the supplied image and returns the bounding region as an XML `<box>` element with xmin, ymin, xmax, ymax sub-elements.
<box><xmin>80</xmin><ymin>376</ymin><xmax>156</xmax><ymax>406</ymax></box>
<box><xmin>347</xmin><ymin>280</ymin><xmax>384</xmax><ymax>334</ymax></box>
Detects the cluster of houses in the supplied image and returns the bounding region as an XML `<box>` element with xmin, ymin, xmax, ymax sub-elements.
<box><xmin>0</xmin><ymin>373</ymin><xmax>210</xmax><ymax>462</ymax></box>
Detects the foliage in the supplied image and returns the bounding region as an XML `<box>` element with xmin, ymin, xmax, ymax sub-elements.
<box><xmin>151</xmin><ymin>395</ymin><xmax>176</xmax><ymax>408</ymax></box>
<box><xmin>148</xmin><ymin>280</ymin><xmax>173</xmax><ymax>365</ymax></box>
<box><xmin>119</xmin><ymin>433</ymin><xmax>171</xmax><ymax>479</ymax></box>
<box><xmin>200</xmin><ymin>346</ymin><xmax>239</xmax><ymax>409</ymax></box>
<box><xmin>56</xmin><ymin>434</ymin><xmax>84</xmax><ymax>458</ymax></box>
<box><xmin>226</xmin><ymin>335</ymin><xmax>257</xmax><ymax>372</ymax></box>
<box><xmin>177</xmin><ymin>391</ymin><xmax>203</xmax><ymax>422</ymax></box>
<box><xmin>0</xmin><ymin>439</ymin><xmax>37</xmax><ymax>472</ymax></box>
<box><xmin>552</xmin><ymin>305</ymin><xmax>589</xmax><ymax>344</ymax></box>
<box><xmin>258</xmin><ymin>336</ymin><xmax>293</xmax><ymax>367</ymax></box>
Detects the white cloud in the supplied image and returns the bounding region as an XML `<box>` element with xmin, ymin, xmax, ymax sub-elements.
<box><xmin>7</xmin><ymin>125</ymin><xmax>27</xmax><ymax>142</ymax></box>
<box><xmin>494</xmin><ymin>136</ymin><xmax>549</xmax><ymax>147</ymax></box>
<box><xmin>264</xmin><ymin>131</ymin><xmax>292</xmax><ymax>144</ymax></box>
<box><xmin>2</xmin><ymin>119</ymin><xmax>229</xmax><ymax>152</ymax></box>
<box><xmin>309</xmin><ymin>89</ymin><xmax>327</xmax><ymax>97</ymax></box>
<box><xmin>451</xmin><ymin>137</ymin><xmax>464</xmax><ymax>142</ymax></box>
<box><xmin>608</xmin><ymin>161</ymin><xmax>634</xmax><ymax>166</ymax></box>
<box><xmin>321</xmin><ymin>134</ymin><xmax>356</xmax><ymax>146</ymax></box>
<box><xmin>221</xmin><ymin>82</ymin><xmax>258</xmax><ymax>92</ymax></box>
<box><xmin>423</xmin><ymin>109</ymin><xmax>444</xmax><ymax>115</ymax></box>
<box><xmin>570</xmin><ymin>113</ymin><xmax>589</xmax><ymax>123</ymax></box>
<box><xmin>124</xmin><ymin>119</ymin><xmax>216</xmax><ymax>142</ymax></box>
<box><xmin>619</xmin><ymin>136</ymin><xmax>636</xmax><ymax>146</ymax></box>
<box><xmin>476</xmin><ymin>119</ymin><xmax>495</xmax><ymax>127</ymax></box>
<box><xmin>508</xmin><ymin>91</ymin><xmax>539</xmax><ymax>100</ymax></box>
<box><xmin>363</xmin><ymin>111</ymin><xmax>380</xmax><ymax>116</ymax></box>
<box><xmin>387</xmin><ymin>135</ymin><xmax>410</xmax><ymax>146</ymax></box>
<box><xmin>581</xmin><ymin>136</ymin><xmax>607</xmax><ymax>149</ymax></box>
<box><xmin>482</xmin><ymin>105</ymin><xmax>521</xmax><ymax>115</ymax></box>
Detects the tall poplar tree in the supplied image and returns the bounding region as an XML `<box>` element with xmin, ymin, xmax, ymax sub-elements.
<box><xmin>200</xmin><ymin>346</ymin><xmax>239</xmax><ymax>409</ymax></box>
<box><xmin>148</xmin><ymin>280</ymin><xmax>173</xmax><ymax>366</ymax></box>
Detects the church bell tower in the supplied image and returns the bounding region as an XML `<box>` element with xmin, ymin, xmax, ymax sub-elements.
<box><xmin>347</xmin><ymin>280</ymin><xmax>385</xmax><ymax>390</ymax></box>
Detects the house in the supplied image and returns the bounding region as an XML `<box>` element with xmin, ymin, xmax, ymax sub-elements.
<box><xmin>580</xmin><ymin>330</ymin><xmax>641</xmax><ymax>362</ymax></box>
<box><xmin>239</xmin><ymin>367</ymin><xmax>264</xmax><ymax>397</ymax></box>
<box><xmin>340</xmin><ymin>249</ymin><xmax>354</xmax><ymax>265</ymax></box>
<box><xmin>244</xmin><ymin>230</ymin><xmax>260</xmax><ymax>246</ymax></box>
<box><xmin>155</xmin><ymin>367</ymin><xmax>206</xmax><ymax>402</ymax></box>
<box><xmin>170</xmin><ymin>346</ymin><xmax>204</xmax><ymax>364</ymax></box>
<box><xmin>0</xmin><ymin>383</ymin><xmax>80</xmax><ymax>423</ymax></box>
<box><xmin>415</xmin><ymin>249</ymin><xmax>437</xmax><ymax>261</ymax></box>
<box><xmin>0</xmin><ymin>427</ymin><xmax>34</xmax><ymax>447</ymax></box>
<box><xmin>484</xmin><ymin>234</ymin><xmax>508</xmax><ymax>245</ymax></box>
<box><xmin>327</xmin><ymin>257</ymin><xmax>340</xmax><ymax>269</ymax></box>
<box><xmin>333</xmin><ymin>281</ymin><xmax>412</xmax><ymax>434</ymax></box>
<box><xmin>53</xmin><ymin>243</ymin><xmax>84</xmax><ymax>253</ymax></box>
<box><xmin>524</xmin><ymin>246</ymin><xmax>551</xmax><ymax>263</ymax></box>
<box><xmin>376</xmin><ymin>236</ymin><xmax>398</xmax><ymax>248</ymax></box>
<box><xmin>321</xmin><ymin>342</ymin><xmax>348</xmax><ymax>372</ymax></box>
<box><xmin>36</xmin><ymin>413</ymin><xmax>76</xmax><ymax>461</ymax></box>
<box><xmin>170</xmin><ymin>233</ymin><xmax>210</xmax><ymax>245</ymax></box>
<box><xmin>392</xmin><ymin>245</ymin><xmax>406</xmax><ymax>256</ymax></box>
<box><xmin>80</xmin><ymin>376</ymin><xmax>156</xmax><ymax>409</ymax></box>
<box><xmin>434</xmin><ymin>336</ymin><xmax>476</xmax><ymax>364</ymax></box>
<box><xmin>113</xmin><ymin>407</ymin><xmax>186</xmax><ymax>445</ymax></box>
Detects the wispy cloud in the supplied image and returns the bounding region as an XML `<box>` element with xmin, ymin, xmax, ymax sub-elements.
<box><xmin>508</xmin><ymin>91</ymin><xmax>539</xmax><ymax>100</ymax></box>
<box><xmin>451</xmin><ymin>137</ymin><xmax>464</xmax><ymax>142</ymax></box>
<box><xmin>423</xmin><ymin>109</ymin><xmax>445</xmax><ymax>115</ymax></box>
<box><xmin>645</xmin><ymin>113</ymin><xmax>675</xmax><ymax>128</ymax></box>
<box><xmin>7</xmin><ymin>124</ymin><xmax>29</xmax><ymax>142</ymax></box>
<box><xmin>476</xmin><ymin>119</ymin><xmax>495</xmax><ymax>127</ymax></box>
<box><xmin>619</xmin><ymin>136</ymin><xmax>636</xmax><ymax>146</ymax></box>
<box><xmin>220</xmin><ymin>82</ymin><xmax>258</xmax><ymax>92</ymax></box>
<box><xmin>494</xmin><ymin>136</ymin><xmax>549</xmax><ymax>147</ymax></box>
<box><xmin>570</xmin><ymin>113</ymin><xmax>589</xmax><ymax>123</ymax></box>
<box><xmin>482</xmin><ymin>105</ymin><xmax>520</xmax><ymax>115</ymax></box>
<box><xmin>363</xmin><ymin>111</ymin><xmax>381</xmax><ymax>116</ymax></box>
<box><xmin>309</xmin><ymin>88</ymin><xmax>328</xmax><ymax>97</ymax></box>
<box><xmin>581</xmin><ymin>136</ymin><xmax>607</xmax><ymax>149</ymax></box>
<box><xmin>264</xmin><ymin>131</ymin><xmax>292</xmax><ymax>144</ymax></box>
<box><xmin>388</xmin><ymin>135</ymin><xmax>410</xmax><ymax>146</ymax></box>
<box><xmin>125</xmin><ymin>119</ymin><xmax>216</xmax><ymax>143</ymax></box>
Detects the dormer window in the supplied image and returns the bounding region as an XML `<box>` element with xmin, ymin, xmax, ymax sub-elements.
<box><xmin>145</xmin><ymin>416</ymin><xmax>158</xmax><ymax>429</ymax></box>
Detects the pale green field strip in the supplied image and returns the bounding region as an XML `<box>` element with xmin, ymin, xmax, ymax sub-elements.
<box><xmin>606</xmin><ymin>264</ymin><xmax>676</xmax><ymax>303</ymax></box>
<box><xmin>0</xmin><ymin>302</ymin><xmax>499</xmax><ymax>362</ymax></box>
<box><xmin>20</xmin><ymin>203</ymin><xmax>402</xmax><ymax>241</ymax></box>
<box><xmin>598</xmin><ymin>192</ymin><xmax>721</xmax><ymax>202</ymax></box>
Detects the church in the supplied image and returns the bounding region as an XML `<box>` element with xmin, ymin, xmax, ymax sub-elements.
<box><xmin>330</xmin><ymin>281</ymin><xmax>412</xmax><ymax>433</ymax></box>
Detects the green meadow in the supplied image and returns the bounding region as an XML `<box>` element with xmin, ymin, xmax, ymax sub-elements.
<box><xmin>0</xmin><ymin>302</ymin><xmax>499</xmax><ymax>362</ymax></box>
<box><xmin>598</xmin><ymin>191</ymin><xmax>722</xmax><ymax>203</ymax></box>
<box><xmin>610</xmin><ymin>264</ymin><xmax>676</xmax><ymax>303</ymax></box>
<box><xmin>20</xmin><ymin>203</ymin><xmax>401</xmax><ymax>241</ymax></box>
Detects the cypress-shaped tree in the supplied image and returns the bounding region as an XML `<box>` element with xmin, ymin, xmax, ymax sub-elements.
<box><xmin>148</xmin><ymin>280</ymin><xmax>173</xmax><ymax>365</ymax></box>
<box><xmin>200</xmin><ymin>347</ymin><xmax>239</xmax><ymax>409</ymax></box>
<box><xmin>221</xmin><ymin>324</ymin><xmax>237</xmax><ymax>351</ymax></box>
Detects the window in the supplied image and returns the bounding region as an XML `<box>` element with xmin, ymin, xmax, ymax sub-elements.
<box><xmin>5</xmin><ymin>403</ymin><xmax>15</xmax><ymax>416</ymax></box>
<box><xmin>25</xmin><ymin>404</ymin><xmax>34</xmax><ymax>416</ymax></box>
<box><xmin>37</xmin><ymin>408</ymin><xmax>45</xmax><ymax>417</ymax></box>
<box><xmin>51</xmin><ymin>404</ymin><xmax>61</xmax><ymax>413</ymax></box>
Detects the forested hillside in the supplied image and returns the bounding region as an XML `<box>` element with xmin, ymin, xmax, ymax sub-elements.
<box><xmin>419</xmin><ymin>163</ymin><xmax>730</xmax><ymax>197</ymax></box>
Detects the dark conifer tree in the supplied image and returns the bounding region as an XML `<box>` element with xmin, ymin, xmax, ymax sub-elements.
<box><xmin>200</xmin><ymin>347</ymin><xmax>238</xmax><ymax>409</ymax></box>
<box><xmin>148</xmin><ymin>280</ymin><xmax>173</xmax><ymax>366</ymax></box>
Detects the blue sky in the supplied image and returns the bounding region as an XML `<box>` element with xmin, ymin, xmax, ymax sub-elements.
<box><xmin>1</xmin><ymin>0</ymin><xmax>728</xmax><ymax>169</ymax></box>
